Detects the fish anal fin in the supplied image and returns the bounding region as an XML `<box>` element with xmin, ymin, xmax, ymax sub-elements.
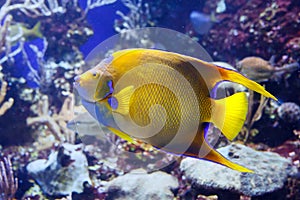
<box><xmin>203</xmin><ymin>143</ymin><xmax>254</xmax><ymax>173</ymax></box>
<box><xmin>112</xmin><ymin>85</ymin><xmax>134</xmax><ymax>115</ymax></box>
<box><xmin>184</xmin><ymin>127</ymin><xmax>253</xmax><ymax>173</ymax></box>
<box><xmin>211</xmin><ymin>92</ymin><xmax>248</xmax><ymax>141</ymax></box>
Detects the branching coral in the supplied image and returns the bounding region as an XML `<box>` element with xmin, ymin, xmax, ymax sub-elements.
<box><xmin>0</xmin><ymin>0</ymin><xmax>45</xmax><ymax>62</ymax></box>
<box><xmin>0</xmin><ymin>79</ymin><xmax>14</xmax><ymax>116</ymax></box>
<box><xmin>83</xmin><ymin>0</ymin><xmax>117</xmax><ymax>16</ymax></box>
<box><xmin>114</xmin><ymin>0</ymin><xmax>152</xmax><ymax>38</ymax></box>
<box><xmin>0</xmin><ymin>63</ymin><xmax>13</xmax><ymax>116</ymax></box>
<box><xmin>0</xmin><ymin>0</ymin><xmax>118</xmax><ymax>147</ymax></box>
<box><xmin>0</xmin><ymin>157</ymin><xmax>18</xmax><ymax>200</ymax></box>
<box><xmin>26</xmin><ymin>94</ymin><xmax>76</xmax><ymax>145</ymax></box>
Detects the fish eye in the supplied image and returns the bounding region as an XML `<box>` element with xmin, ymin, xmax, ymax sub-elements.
<box><xmin>92</xmin><ymin>72</ymin><xmax>99</xmax><ymax>78</ymax></box>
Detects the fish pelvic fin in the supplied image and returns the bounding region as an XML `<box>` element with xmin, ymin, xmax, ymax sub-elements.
<box><xmin>107</xmin><ymin>127</ymin><xmax>135</xmax><ymax>143</ymax></box>
<box><xmin>112</xmin><ymin>85</ymin><xmax>134</xmax><ymax>115</ymax></box>
<box><xmin>211</xmin><ymin>92</ymin><xmax>248</xmax><ymax>141</ymax></box>
<box><xmin>185</xmin><ymin>126</ymin><xmax>253</xmax><ymax>173</ymax></box>
<box><xmin>218</xmin><ymin>67</ymin><xmax>277</xmax><ymax>101</ymax></box>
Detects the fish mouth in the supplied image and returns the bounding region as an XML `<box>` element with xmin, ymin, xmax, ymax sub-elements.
<box><xmin>73</xmin><ymin>76</ymin><xmax>81</xmax><ymax>88</ymax></box>
<box><xmin>73</xmin><ymin>81</ymin><xmax>80</xmax><ymax>88</ymax></box>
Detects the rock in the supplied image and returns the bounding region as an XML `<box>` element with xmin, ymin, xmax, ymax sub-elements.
<box><xmin>105</xmin><ymin>168</ymin><xmax>178</xmax><ymax>200</ymax></box>
<box><xmin>27</xmin><ymin>143</ymin><xmax>91</xmax><ymax>196</ymax></box>
<box><xmin>180</xmin><ymin>143</ymin><xmax>298</xmax><ymax>197</ymax></box>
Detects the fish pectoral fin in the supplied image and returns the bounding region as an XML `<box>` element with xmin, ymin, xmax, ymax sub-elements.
<box><xmin>211</xmin><ymin>92</ymin><xmax>248</xmax><ymax>141</ymax></box>
<box><xmin>107</xmin><ymin>127</ymin><xmax>135</xmax><ymax>143</ymax></box>
<box><xmin>112</xmin><ymin>85</ymin><xmax>134</xmax><ymax>115</ymax></box>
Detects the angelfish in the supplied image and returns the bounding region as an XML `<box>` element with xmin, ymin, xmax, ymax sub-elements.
<box><xmin>74</xmin><ymin>48</ymin><xmax>277</xmax><ymax>173</ymax></box>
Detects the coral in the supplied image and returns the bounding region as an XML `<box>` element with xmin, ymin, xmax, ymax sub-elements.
<box><xmin>0</xmin><ymin>0</ymin><xmax>116</xmax><ymax>147</ymax></box>
<box><xmin>83</xmin><ymin>0</ymin><xmax>118</xmax><ymax>16</ymax></box>
<box><xmin>114</xmin><ymin>0</ymin><xmax>152</xmax><ymax>41</ymax></box>
<box><xmin>104</xmin><ymin>169</ymin><xmax>179</xmax><ymax>199</ymax></box>
<box><xmin>201</xmin><ymin>0</ymin><xmax>300</xmax><ymax>62</ymax></box>
<box><xmin>276</xmin><ymin>102</ymin><xmax>300</xmax><ymax>124</ymax></box>
<box><xmin>271</xmin><ymin>140</ymin><xmax>300</xmax><ymax>170</ymax></box>
<box><xmin>40</xmin><ymin>52</ymin><xmax>84</xmax><ymax>101</ymax></box>
<box><xmin>27</xmin><ymin>143</ymin><xmax>91</xmax><ymax>197</ymax></box>
<box><xmin>0</xmin><ymin>78</ymin><xmax>14</xmax><ymax>116</ymax></box>
<box><xmin>180</xmin><ymin>143</ymin><xmax>298</xmax><ymax>198</ymax></box>
<box><xmin>26</xmin><ymin>94</ymin><xmax>76</xmax><ymax>146</ymax></box>
<box><xmin>0</xmin><ymin>157</ymin><xmax>18</xmax><ymax>200</ymax></box>
<box><xmin>0</xmin><ymin>0</ymin><xmax>45</xmax><ymax>62</ymax></box>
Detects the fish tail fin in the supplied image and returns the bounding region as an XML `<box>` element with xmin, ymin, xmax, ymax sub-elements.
<box><xmin>31</xmin><ymin>22</ymin><xmax>43</xmax><ymax>38</ymax></box>
<box><xmin>218</xmin><ymin>67</ymin><xmax>277</xmax><ymax>100</ymax></box>
<box><xmin>211</xmin><ymin>92</ymin><xmax>248</xmax><ymax>141</ymax></box>
<box><xmin>203</xmin><ymin>143</ymin><xmax>254</xmax><ymax>173</ymax></box>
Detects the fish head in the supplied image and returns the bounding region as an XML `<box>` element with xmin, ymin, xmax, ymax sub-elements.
<box><xmin>74</xmin><ymin>56</ymin><xmax>114</xmax><ymax>102</ymax></box>
<box><xmin>74</xmin><ymin>66</ymin><xmax>102</xmax><ymax>102</ymax></box>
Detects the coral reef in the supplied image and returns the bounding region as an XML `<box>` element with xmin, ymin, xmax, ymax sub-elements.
<box><xmin>276</xmin><ymin>102</ymin><xmax>300</xmax><ymax>124</ymax></box>
<box><xmin>0</xmin><ymin>0</ymin><xmax>299</xmax><ymax>199</ymax></box>
<box><xmin>180</xmin><ymin>143</ymin><xmax>298</xmax><ymax>198</ymax></box>
<box><xmin>26</xmin><ymin>143</ymin><xmax>91</xmax><ymax>197</ymax></box>
<box><xmin>0</xmin><ymin>0</ymin><xmax>117</xmax><ymax>146</ymax></box>
<box><xmin>26</xmin><ymin>94</ymin><xmax>77</xmax><ymax>149</ymax></box>
<box><xmin>104</xmin><ymin>168</ymin><xmax>179</xmax><ymax>200</ymax></box>
<box><xmin>202</xmin><ymin>0</ymin><xmax>300</xmax><ymax>62</ymax></box>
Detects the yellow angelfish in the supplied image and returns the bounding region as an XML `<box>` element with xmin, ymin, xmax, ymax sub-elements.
<box><xmin>74</xmin><ymin>48</ymin><xmax>277</xmax><ymax>173</ymax></box>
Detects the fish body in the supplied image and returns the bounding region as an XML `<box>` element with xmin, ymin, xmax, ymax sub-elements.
<box><xmin>74</xmin><ymin>49</ymin><xmax>277</xmax><ymax>173</ymax></box>
<box><xmin>237</xmin><ymin>57</ymin><xmax>299</xmax><ymax>82</ymax></box>
<box><xmin>8</xmin><ymin>22</ymin><xmax>43</xmax><ymax>45</ymax></box>
<box><xmin>190</xmin><ymin>11</ymin><xmax>218</xmax><ymax>35</ymax></box>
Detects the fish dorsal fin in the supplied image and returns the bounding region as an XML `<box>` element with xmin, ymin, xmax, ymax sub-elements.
<box><xmin>111</xmin><ymin>85</ymin><xmax>134</xmax><ymax>115</ymax></box>
<box><xmin>217</xmin><ymin>67</ymin><xmax>277</xmax><ymax>100</ymax></box>
<box><xmin>211</xmin><ymin>92</ymin><xmax>248</xmax><ymax>141</ymax></box>
<box><xmin>183</xmin><ymin>56</ymin><xmax>277</xmax><ymax>100</ymax></box>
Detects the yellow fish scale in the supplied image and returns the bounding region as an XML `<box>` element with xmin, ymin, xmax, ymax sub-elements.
<box><xmin>129</xmin><ymin>83</ymin><xmax>183</xmax><ymax>147</ymax></box>
<box><xmin>112</xmin><ymin>59</ymin><xmax>212</xmax><ymax>148</ymax></box>
<box><xmin>111</xmin><ymin>49</ymin><xmax>213</xmax><ymax>119</ymax></box>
